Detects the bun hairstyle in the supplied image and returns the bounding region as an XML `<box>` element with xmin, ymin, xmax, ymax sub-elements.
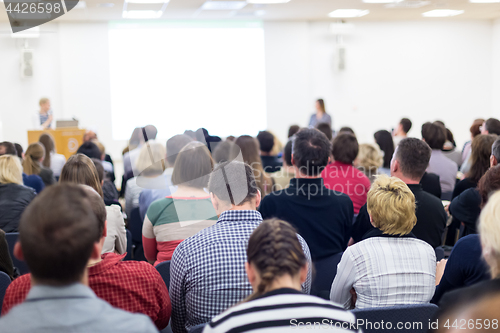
<box><xmin>23</xmin><ymin>142</ymin><xmax>45</xmax><ymax>176</ymax></box>
<box><xmin>246</xmin><ymin>219</ymin><xmax>306</xmax><ymax>301</ymax></box>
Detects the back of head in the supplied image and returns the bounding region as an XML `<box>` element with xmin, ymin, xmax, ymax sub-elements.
<box><xmin>136</xmin><ymin>141</ymin><xmax>166</xmax><ymax>176</ymax></box>
<box><xmin>19</xmin><ymin>184</ymin><xmax>100</xmax><ymax>285</ymax></box>
<box><xmin>166</xmin><ymin>134</ymin><xmax>193</xmax><ymax>167</ymax></box>
<box><xmin>288</xmin><ymin>125</ymin><xmax>300</xmax><ymax>138</ymax></box>
<box><xmin>395</xmin><ymin>138</ymin><xmax>432</xmax><ymax>181</ymax></box>
<box><xmin>477</xmin><ymin>165</ymin><xmax>500</xmax><ymax>208</ymax></box>
<box><xmin>208</xmin><ymin>161</ymin><xmax>258</xmax><ymax>206</ymax></box>
<box><xmin>292</xmin><ymin>128</ymin><xmax>331</xmax><ymax>176</ymax></box>
<box><xmin>470</xmin><ymin>119</ymin><xmax>485</xmax><ymax>138</ymax></box>
<box><xmin>492</xmin><ymin>138</ymin><xmax>500</xmax><ymax>164</ymax></box>
<box><xmin>256</xmin><ymin>131</ymin><xmax>274</xmax><ymax>154</ymax></box>
<box><xmin>129</xmin><ymin>127</ymin><xmax>143</xmax><ymax>150</ymax></box>
<box><xmin>445</xmin><ymin>128</ymin><xmax>456</xmax><ymax>147</ymax></box>
<box><xmin>235</xmin><ymin>135</ymin><xmax>261</xmax><ymax>166</ymax></box>
<box><xmin>60</xmin><ymin>154</ymin><xmax>104</xmax><ymax>197</ymax></box>
<box><xmin>39</xmin><ymin>133</ymin><xmax>55</xmax><ymax>168</ymax></box>
<box><xmin>246</xmin><ymin>219</ymin><xmax>306</xmax><ymax>301</ymax></box>
<box><xmin>373</xmin><ymin>130</ymin><xmax>394</xmax><ymax>169</ymax></box>
<box><xmin>357</xmin><ymin>143</ymin><xmax>383</xmax><ymax>172</ymax></box>
<box><xmin>83</xmin><ymin>130</ymin><xmax>97</xmax><ymax>143</ymax></box>
<box><xmin>421</xmin><ymin>122</ymin><xmax>446</xmax><ymax>150</ymax></box>
<box><xmin>339</xmin><ymin>127</ymin><xmax>355</xmax><ymax>137</ymax></box>
<box><xmin>485</xmin><ymin>118</ymin><xmax>500</xmax><ymax>136</ymax></box>
<box><xmin>76</xmin><ymin>141</ymin><xmax>101</xmax><ymax>160</ymax></box>
<box><xmin>143</xmin><ymin>125</ymin><xmax>158</xmax><ymax>142</ymax></box>
<box><xmin>316</xmin><ymin>123</ymin><xmax>332</xmax><ymax>141</ymax></box>
<box><xmin>479</xmin><ymin>190</ymin><xmax>500</xmax><ymax>278</ymax></box>
<box><xmin>283</xmin><ymin>140</ymin><xmax>293</xmax><ymax>167</ymax></box>
<box><xmin>332</xmin><ymin>133</ymin><xmax>358</xmax><ymax>165</ymax></box>
<box><xmin>80</xmin><ymin>185</ymin><xmax>106</xmax><ymax>239</ymax></box>
<box><xmin>0</xmin><ymin>141</ymin><xmax>17</xmax><ymax>156</ymax></box>
<box><xmin>92</xmin><ymin>140</ymin><xmax>105</xmax><ymax>157</ymax></box>
<box><xmin>91</xmin><ymin>158</ymin><xmax>105</xmax><ymax>183</ymax></box>
<box><xmin>171</xmin><ymin>141</ymin><xmax>213</xmax><ymax>189</ymax></box>
<box><xmin>400</xmin><ymin>118</ymin><xmax>412</xmax><ymax>134</ymax></box>
<box><xmin>212</xmin><ymin>140</ymin><xmax>237</xmax><ymax>164</ymax></box>
<box><xmin>367</xmin><ymin>175</ymin><xmax>416</xmax><ymax>236</ymax></box>
<box><xmin>14</xmin><ymin>143</ymin><xmax>23</xmax><ymax>159</ymax></box>
<box><xmin>23</xmin><ymin>142</ymin><xmax>45</xmax><ymax>176</ymax></box>
<box><xmin>469</xmin><ymin>134</ymin><xmax>498</xmax><ymax>183</ymax></box>
<box><xmin>0</xmin><ymin>155</ymin><xmax>23</xmax><ymax>185</ymax></box>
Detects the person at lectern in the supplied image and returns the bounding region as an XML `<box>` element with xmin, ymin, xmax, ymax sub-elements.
<box><xmin>38</xmin><ymin>98</ymin><xmax>53</xmax><ymax>129</ymax></box>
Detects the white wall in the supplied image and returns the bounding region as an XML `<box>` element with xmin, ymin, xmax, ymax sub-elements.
<box><xmin>0</xmin><ymin>19</ymin><xmax>498</xmax><ymax>161</ymax></box>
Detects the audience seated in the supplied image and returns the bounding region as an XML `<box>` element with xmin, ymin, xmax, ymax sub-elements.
<box><xmin>392</xmin><ymin>117</ymin><xmax>412</xmax><ymax>146</ymax></box>
<box><xmin>0</xmin><ymin>184</ymin><xmax>158</xmax><ymax>333</ymax></box>
<box><xmin>354</xmin><ymin>143</ymin><xmax>383</xmax><ymax>184</ymax></box>
<box><xmin>60</xmin><ymin>154</ymin><xmax>127</xmax><ymax>255</ymax></box>
<box><xmin>442</xmin><ymin>128</ymin><xmax>462</xmax><ymax>167</ymax></box>
<box><xmin>38</xmin><ymin>133</ymin><xmax>66</xmax><ymax>178</ymax></box>
<box><xmin>422</xmin><ymin>122</ymin><xmax>458</xmax><ymax>198</ymax></box>
<box><xmin>259</xmin><ymin>128</ymin><xmax>353</xmax><ymax>261</ymax></box>
<box><xmin>461</xmin><ymin>119</ymin><xmax>484</xmax><ymax>173</ymax></box>
<box><xmin>233</xmin><ymin>135</ymin><xmax>275</xmax><ymax>196</ymax></box>
<box><xmin>139</xmin><ymin>134</ymin><xmax>193</xmax><ymax>221</ymax></box>
<box><xmin>420</xmin><ymin>172</ymin><xmax>442</xmax><ymax>199</ymax></box>
<box><xmin>322</xmin><ymin>133</ymin><xmax>371</xmax><ymax>215</ymax></box>
<box><xmin>23</xmin><ymin>142</ymin><xmax>56</xmax><ymax>187</ymax></box>
<box><xmin>316</xmin><ymin>122</ymin><xmax>333</xmax><ymax>141</ymax></box>
<box><xmin>211</xmin><ymin>140</ymin><xmax>235</xmax><ymax>164</ymax></box>
<box><xmin>288</xmin><ymin>124</ymin><xmax>300</xmax><ymax>138</ymax></box>
<box><xmin>92</xmin><ymin>140</ymin><xmax>116</xmax><ymax>184</ymax></box>
<box><xmin>92</xmin><ymin>158</ymin><xmax>120</xmax><ymax>206</ymax></box>
<box><xmin>373</xmin><ymin>129</ymin><xmax>394</xmax><ymax>176</ymax></box>
<box><xmin>142</xmin><ymin>142</ymin><xmax>217</xmax><ymax>265</ymax></box>
<box><xmin>0</xmin><ymin>229</ymin><xmax>15</xmax><ymax>280</ymax></box>
<box><xmin>438</xmin><ymin>190</ymin><xmax>500</xmax><ymax>315</ymax></box>
<box><xmin>432</xmin><ymin>234</ymin><xmax>489</xmax><ymax>305</ymax></box>
<box><xmin>204</xmin><ymin>219</ymin><xmax>356</xmax><ymax>333</ymax></box>
<box><xmin>2</xmin><ymin>185</ymin><xmax>171</xmax><ymax>329</ymax></box>
<box><xmin>0</xmin><ymin>155</ymin><xmax>36</xmax><ymax>232</ymax></box>
<box><xmin>338</xmin><ymin>126</ymin><xmax>355</xmax><ymax>136</ymax></box>
<box><xmin>331</xmin><ymin>175</ymin><xmax>436</xmax><ymax>309</ymax></box>
<box><xmin>271</xmin><ymin>140</ymin><xmax>295</xmax><ymax>190</ymax></box>
<box><xmin>170</xmin><ymin>161</ymin><xmax>312</xmax><ymax>333</ymax></box>
<box><xmin>123</xmin><ymin>125</ymin><xmax>158</xmax><ymax>179</ymax></box>
<box><xmin>0</xmin><ymin>142</ymin><xmax>17</xmax><ymax>157</ymax></box>
<box><xmin>125</xmin><ymin>141</ymin><xmax>166</xmax><ymax>218</ymax></box>
<box><xmin>352</xmin><ymin>138</ymin><xmax>447</xmax><ymax>249</ymax></box>
<box><xmin>257</xmin><ymin>130</ymin><xmax>282</xmax><ymax>173</ymax></box>
<box><xmin>76</xmin><ymin>141</ymin><xmax>102</xmax><ymax>160</ymax></box>
<box><xmin>481</xmin><ymin>117</ymin><xmax>500</xmax><ymax>136</ymax></box>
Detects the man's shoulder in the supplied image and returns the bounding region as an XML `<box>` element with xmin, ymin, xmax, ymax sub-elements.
<box><xmin>414</xmin><ymin>188</ymin><xmax>445</xmax><ymax>210</ymax></box>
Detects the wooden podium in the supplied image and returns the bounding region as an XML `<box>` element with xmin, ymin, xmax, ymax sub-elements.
<box><xmin>28</xmin><ymin>128</ymin><xmax>86</xmax><ymax>160</ymax></box>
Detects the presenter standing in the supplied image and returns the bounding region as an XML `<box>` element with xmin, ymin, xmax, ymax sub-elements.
<box><xmin>38</xmin><ymin>98</ymin><xmax>53</xmax><ymax>129</ymax></box>
<box><xmin>308</xmin><ymin>98</ymin><xmax>332</xmax><ymax>128</ymax></box>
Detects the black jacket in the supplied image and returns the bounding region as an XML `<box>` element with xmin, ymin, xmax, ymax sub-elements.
<box><xmin>0</xmin><ymin>183</ymin><xmax>36</xmax><ymax>232</ymax></box>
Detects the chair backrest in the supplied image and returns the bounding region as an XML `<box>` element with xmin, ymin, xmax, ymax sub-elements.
<box><xmin>189</xmin><ymin>324</ymin><xmax>206</xmax><ymax>333</ymax></box>
<box><xmin>435</xmin><ymin>246</ymin><xmax>445</xmax><ymax>261</ymax></box>
<box><xmin>124</xmin><ymin>230</ymin><xmax>133</xmax><ymax>261</ymax></box>
<box><xmin>0</xmin><ymin>271</ymin><xmax>11</xmax><ymax>316</ymax></box>
<box><xmin>352</xmin><ymin>304</ymin><xmax>439</xmax><ymax>333</ymax></box>
<box><xmin>156</xmin><ymin>260</ymin><xmax>171</xmax><ymax>291</ymax></box>
<box><xmin>129</xmin><ymin>207</ymin><xmax>143</xmax><ymax>244</ymax></box>
<box><xmin>5</xmin><ymin>233</ymin><xmax>30</xmax><ymax>275</ymax></box>
<box><xmin>311</xmin><ymin>251</ymin><xmax>343</xmax><ymax>299</ymax></box>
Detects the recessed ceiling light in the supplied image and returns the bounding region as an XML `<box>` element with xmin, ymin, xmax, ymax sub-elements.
<box><xmin>422</xmin><ymin>9</ymin><xmax>464</xmax><ymax>17</ymax></box>
<box><xmin>328</xmin><ymin>9</ymin><xmax>369</xmax><ymax>18</ymax></box>
<box><xmin>201</xmin><ymin>1</ymin><xmax>247</xmax><ymax>10</ymax></box>
<box><xmin>122</xmin><ymin>10</ymin><xmax>163</xmax><ymax>18</ymax></box>
<box><xmin>247</xmin><ymin>0</ymin><xmax>290</xmax><ymax>3</ymax></box>
<box><xmin>469</xmin><ymin>0</ymin><xmax>500</xmax><ymax>2</ymax></box>
<box><xmin>126</xmin><ymin>0</ymin><xmax>169</xmax><ymax>3</ymax></box>
<box><xmin>362</xmin><ymin>0</ymin><xmax>403</xmax><ymax>3</ymax></box>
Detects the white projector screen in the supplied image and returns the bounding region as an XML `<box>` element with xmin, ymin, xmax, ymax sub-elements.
<box><xmin>108</xmin><ymin>21</ymin><xmax>267</xmax><ymax>141</ymax></box>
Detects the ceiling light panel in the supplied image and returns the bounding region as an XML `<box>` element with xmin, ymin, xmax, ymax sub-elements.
<box><xmin>422</xmin><ymin>9</ymin><xmax>464</xmax><ymax>17</ymax></box>
<box><xmin>201</xmin><ymin>1</ymin><xmax>247</xmax><ymax>10</ymax></box>
<box><xmin>328</xmin><ymin>9</ymin><xmax>369</xmax><ymax>18</ymax></box>
<box><xmin>122</xmin><ymin>10</ymin><xmax>163</xmax><ymax>18</ymax></box>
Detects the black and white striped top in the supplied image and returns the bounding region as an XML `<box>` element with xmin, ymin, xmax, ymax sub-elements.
<box><xmin>203</xmin><ymin>288</ymin><xmax>360</xmax><ymax>333</ymax></box>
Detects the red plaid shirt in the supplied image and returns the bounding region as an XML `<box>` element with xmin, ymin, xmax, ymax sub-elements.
<box><xmin>2</xmin><ymin>253</ymin><xmax>171</xmax><ymax>330</ymax></box>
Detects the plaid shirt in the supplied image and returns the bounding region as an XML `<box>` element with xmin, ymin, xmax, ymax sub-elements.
<box><xmin>2</xmin><ymin>253</ymin><xmax>171</xmax><ymax>330</ymax></box>
<box><xmin>170</xmin><ymin>210</ymin><xmax>312</xmax><ymax>333</ymax></box>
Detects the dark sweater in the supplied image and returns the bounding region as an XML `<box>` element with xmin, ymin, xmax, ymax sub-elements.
<box><xmin>22</xmin><ymin>173</ymin><xmax>44</xmax><ymax>194</ymax></box>
<box><xmin>352</xmin><ymin>184</ymin><xmax>447</xmax><ymax>249</ymax></box>
<box><xmin>432</xmin><ymin>235</ymin><xmax>489</xmax><ymax>305</ymax></box>
<box><xmin>420</xmin><ymin>172</ymin><xmax>442</xmax><ymax>199</ymax></box>
<box><xmin>448</xmin><ymin>188</ymin><xmax>481</xmax><ymax>236</ymax></box>
<box><xmin>259</xmin><ymin>178</ymin><xmax>353</xmax><ymax>261</ymax></box>
<box><xmin>260</xmin><ymin>156</ymin><xmax>282</xmax><ymax>174</ymax></box>
<box><xmin>0</xmin><ymin>229</ymin><xmax>14</xmax><ymax>280</ymax></box>
<box><xmin>0</xmin><ymin>183</ymin><xmax>36</xmax><ymax>232</ymax></box>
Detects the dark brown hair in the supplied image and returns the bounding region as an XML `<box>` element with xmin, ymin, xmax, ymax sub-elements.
<box><xmin>468</xmin><ymin>134</ymin><xmax>498</xmax><ymax>183</ymax></box>
<box><xmin>80</xmin><ymin>185</ymin><xmax>106</xmax><ymax>238</ymax></box>
<box><xmin>396</xmin><ymin>138</ymin><xmax>432</xmax><ymax>180</ymax></box>
<box><xmin>23</xmin><ymin>142</ymin><xmax>45</xmax><ymax>176</ymax></box>
<box><xmin>171</xmin><ymin>141</ymin><xmax>214</xmax><ymax>188</ymax></box>
<box><xmin>19</xmin><ymin>184</ymin><xmax>101</xmax><ymax>285</ymax></box>
<box><xmin>208</xmin><ymin>161</ymin><xmax>259</xmax><ymax>206</ymax></box>
<box><xmin>59</xmin><ymin>154</ymin><xmax>104</xmax><ymax>197</ymax></box>
<box><xmin>292</xmin><ymin>128</ymin><xmax>331</xmax><ymax>176</ymax></box>
<box><xmin>471</xmin><ymin>119</ymin><xmax>485</xmax><ymax>138</ymax></box>
<box><xmin>332</xmin><ymin>133</ymin><xmax>358</xmax><ymax>165</ymax></box>
<box><xmin>478</xmin><ymin>165</ymin><xmax>500</xmax><ymax>207</ymax></box>
<box><xmin>400</xmin><ymin>118</ymin><xmax>412</xmax><ymax>134</ymax></box>
<box><xmin>39</xmin><ymin>133</ymin><xmax>55</xmax><ymax>168</ymax></box>
<box><xmin>374</xmin><ymin>130</ymin><xmax>394</xmax><ymax>169</ymax></box>
<box><xmin>316</xmin><ymin>123</ymin><xmax>332</xmax><ymax>141</ymax></box>
<box><xmin>246</xmin><ymin>219</ymin><xmax>306</xmax><ymax>301</ymax></box>
<box><xmin>316</xmin><ymin>99</ymin><xmax>326</xmax><ymax>114</ymax></box>
<box><xmin>421</xmin><ymin>122</ymin><xmax>447</xmax><ymax>150</ymax></box>
<box><xmin>288</xmin><ymin>125</ymin><xmax>300</xmax><ymax>138</ymax></box>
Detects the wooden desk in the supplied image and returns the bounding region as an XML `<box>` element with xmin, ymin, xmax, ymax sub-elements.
<box><xmin>27</xmin><ymin>128</ymin><xmax>86</xmax><ymax>160</ymax></box>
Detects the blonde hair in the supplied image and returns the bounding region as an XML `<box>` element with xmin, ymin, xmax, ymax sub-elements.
<box><xmin>135</xmin><ymin>142</ymin><xmax>166</xmax><ymax>176</ymax></box>
<box><xmin>23</xmin><ymin>142</ymin><xmax>45</xmax><ymax>176</ymax></box>
<box><xmin>92</xmin><ymin>140</ymin><xmax>105</xmax><ymax>156</ymax></box>
<box><xmin>479</xmin><ymin>190</ymin><xmax>500</xmax><ymax>278</ymax></box>
<box><xmin>39</xmin><ymin>97</ymin><xmax>49</xmax><ymax>106</ymax></box>
<box><xmin>357</xmin><ymin>143</ymin><xmax>383</xmax><ymax>172</ymax></box>
<box><xmin>0</xmin><ymin>155</ymin><xmax>23</xmax><ymax>185</ymax></box>
<box><xmin>367</xmin><ymin>175</ymin><xmax>417</xmax><ymax>236</ymax></box>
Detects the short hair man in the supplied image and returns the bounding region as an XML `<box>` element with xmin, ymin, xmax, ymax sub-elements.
<box><xmin>422</xmin><ymin>122</ymin><xmax>458</xmax><ymax>196</ymax></box>
<box><xmin>138</xmin><ymin>134</ymin><xmax>193</xmax><ymax>221</ymax></box>
<box><xmin>321</xmin><ymin>133</ymin><xmax>371</xmax><ymax>214</ymax></box>
<box><xmin>76</xmin><ymin>141</ymin><xmax>102</xmax><ymax>160</ymax></box>
<box><xmin>393</xmin><ymin>117</ymin><xmax>412</xmax><ymax>146</ymax></box>
<box><xmin>170</xmin><ymin>161</ymin><xmax>312</xmax><ymax>333</ymax></box>
<box><xmin>0</xmin><ymin>184</ymin><xmax>158</xmax><ymax>332</ymax></box>
<box><xmin>491</xmin><ymin>137</ymin><xmax>500</xmax><ymax>167</ymax></box>
<box><xmin>352</xmin><ymin>138</ymin><xmax>447</xmax><ymax>249</ymax></box>
<box><xmin>482</xmin><ymin>118</ymin><xmax>500</xmax><ymax>136</ymax></box>
<box><xmin>257</xmin><ymin>131</ymin><xmax>282</xmax><ymax>173</ymax></box>
<box><xmin>2</xmin><ymin>185</ymin><xmax>171</xmax><ymax>330</ymax></box>
<box><xmin>0</xmin><ymin>141</ymin><xmax>17</xmax><ymax>156</ymax></box>
<box><xmin>271</xmin><ymin>140</ymin><xmax>295</xmax><ymax>190</ymax></box>
<box><xmin>316</xmin><ymin>123</ymin><xmax>333</xmax><ymax>141</ymax></box>
<box><xmin>259</xmin><ymin>128</ymin><xmax>353</xmax><ymax>261</ymax></box>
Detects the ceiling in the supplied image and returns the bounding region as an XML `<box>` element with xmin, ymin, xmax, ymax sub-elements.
<box><xmin>1</xmin><ymin>0</ymin><xmax>500</xmax><ymax>22</ymax></box>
